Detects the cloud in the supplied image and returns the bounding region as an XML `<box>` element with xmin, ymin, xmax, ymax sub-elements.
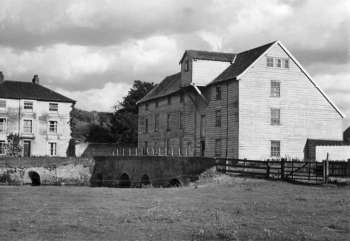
<box><xmin>55</xmin><ymin>81</ymin><xmax>132</xmax><ymax>112</ymax></box>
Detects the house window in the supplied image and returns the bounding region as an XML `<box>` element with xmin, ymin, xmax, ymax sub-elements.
<box><xmin>267</xmin><ymin>57</ymin><xmax>274</xmax><ymax>67</ymax></box>
<box><xmin>155</xmin><ymin>100</ymin><xmax>159</xmax><ymax>108</ymax></box>
<box><xmin>0</xmin><ymin>100</ymin><xmax>6</xmax><ymax>110</ymax></box>
<box><xmin>49</xmin><ymin>103</ymin><xmax>58</xmax><ymax>111</ymax></box>
<box><xmin>284</xmin><ymin>59</ymin><xmax>289</xmax><ymax>68</ymax></box>
<box><xmin>276</xmin><ymin>58</ymin><xmax>282</xmax><ymax>68</ymax></box>
<box><xmin>184</xmin><ymin>59</ymin><xmax>189</xmax><ymax>72</ymax></box>
<box><xmin>215</xmin><ymin>110</ymin><xmax>221</xmax><ymax>127</ymax></box>
<box><xmin>145</xmin><ymin>103</ymin><xmax>149</xmax><ymax>111</ymax></box>
<box><xmin>154</xmin><ymin>114</ymin><xmax>159</xmax><ymax>132</ymax></box>
<box><xmin>166</xmin><ymin>139</ymin><xmax>170</xmax><ymax>155</ymax></box>
<box><xmin>143</xmin><ymin>141</ymin><xmax>148</xmax><ymax>155</ymax></box>
<box><xmin>49</xmin><ymin>121</ymin><xmax>58</xmax><ymax>133</ymax></box>
<box><xmin>271</xmin><ymin>80</ymin><xmax>280</xmax><ymax>97</ymax></box>
<box><xmin>0</xmin><ymin>140</ymin><xmax>5</xmax><ymax>155</ymax></box>
<box><xmin>215</xmin><ymin>139</ymin><xmax>222</xmax><ymax>157</ymax></box>
<box><xmin>167</xmin><ymin>96</ymin><xmax>171</xmax><ymax>105</ymax></box>
<box><xmin>24</xmin><ymin>101</ymin><xmax>33</xmax><ymax>111</ymax></box>
<box><xmin>200</xmin><ymin>115</ymin><xmax>206</xmax><ymax>138</ymax></box>
<box><xmin>23</xmin><ymin>120</ymin><xmax>32</xmax><ymax>133</ymax></box>
<box><xmin>0</xmin><ymin>118</ymin><xmax>6</xmax><ymax>133</ymax></box>
<box><xmin>179</xmin><ymin>112</ymin><xmax>183</xmax><ymax>129</ymax></box>
<box><xmin>271</xmin><ymin>108</ymin><xmax>280</xmax><ymax>125</ymax></box>
<box><xmin>167</xmin><ymin>113</ymin><xmax>171</xmax><ymax>131</ymax></box>
<box><xmin>271</xmin><ymin>141</ymin><xmax>280</xmax><ymax>157</ymax></box>
<box><xmin>49</xmin><ymin>142</ymin><xmax>57</xmax><ymax>156</ymax></box>
<box><xmin>216</xmin><ymin>86</ymin><xmax>222</xmax><ymax>100</ymax></box>
<box><xmin>187</xmin><ymin>142</ymin><xmax>192</xmax><ymax>156</ymax></box>
<box><xmin>179</xmin><ymin>137</ymin><xmax>183</xmax><ymax>155</ymax></box>
<box><xmin>145</xmin><ymin>118</ymin><xmax>149</xmax><ymax>133</ymax></box>
<box><xmin>180</xmin><ymin>93</ymin><xmax>184</xmax><ymax>103</ymax></box>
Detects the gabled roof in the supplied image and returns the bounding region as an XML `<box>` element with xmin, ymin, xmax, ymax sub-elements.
<box><xmin>0</xmin><ymin>81</ymin><xmax>75</xmax><ymax>103</ymax></box>
<box><xmin>179</xmin><ymin>50</ymin><xmax>236</xmax><ymax>63</ymax></box>
<box><xmin>209</xmin><ymin>41</ymin><xmax>276</xmax><ymax>85</ymax></box>
<box><xmin>137</xmin><ymin>72</ymin><xmax>181</xmax><ymax>104</ymax></box>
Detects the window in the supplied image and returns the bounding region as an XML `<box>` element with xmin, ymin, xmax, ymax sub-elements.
<box><xmin>166</xmin><ymin>139</ymin><xmax>170</xmax><ymax>155</ymax></box>
<box><xmin>271</xmin><ymin>141</ymin><xmax>280</xmax><ymax>157</ymax></box>
<box><xmin>187</xmin><ymin>142</ymin><xmax>192</xmax><ymax>156</ymax></box>
<box><xmin>179</xmin><ymin>112</ymin><xmax>183</xmax><ymax>129</ymax></box>
<box><xmin>143</xmin><ymin>141</ymin><xmax>148</xmax><ymax>155</ymax></box>
<box><xmin>0</xmin><ymin>118</ymin><xmax>6</xmax><ymax>133</ymax></box>
<box><xmin>154</xmin><ymin>114</ymin><xmax>159</xmax><ymax>132</ymax></box>
<box><xmin>180</xmin><ymin>93</ymin><xmax>184</xmax><ymax>103</ymax></box>
<box><xmin>49</xmin><ymin>142</ymin><xmax>57</xmax><ymax>156</ymax></box>
<box><xmin>155</xmin><ymin>100</ymin><xmax>159</xmax><ymax>108</ymax></box>
<box><xmin>145</xmin><ymin>118</ymin><xmax>149</xmax><ymax>133</ymax></box>
<box><xmin>167</xmin><ymin>96</ymin><xmax>171</xmax><ymax>105</ymax></box>
<box><xmin>23</xmin><ymin>120</ymin><xmax>32</xmax><ymax>133</ymax></box>
<box><xmin>271</xmin><ymin>80</ymin><xmax>280</xmax><ymax>97</ymax></box>
<box><xmin>179</xmin><ymin>137</ymin><xmax>183</xmax><ymax>155</ymax></box>
<box><xmin>49</xmin><ymin>103</ymin><xmax>58</xmax><ymax>111</ymax></box>
<box><xmin>267</xmin><ymin>57</ymin><xmax>274</xmax><ymax>67</ymax></box>
<box><xmin>284</xmin><ymin>59</ymin><xmax>289</xmax><ymax>68</ymax></box>
<box><xmin>184</xmin><ymin>59</ymin><xmax>189</xmax><ymax>72</ymax></box>
<box><xmin>215</xmin><ymin>139</ymin><xmax>222</xmax><ymax>157</ymax></box>
<box><xmin>0</xmin><ymin>100</ymin><xmax>6</xmax><ymax>109</ymax></box>
<box><xmin>0</xmin><ymin>140</ymin><xmax>5</xmax><ymax>155</ymax></box>
<box><xmin>216</xmin><ymin>86</ymin><xmax>222</xmax><ymax>100</ymax></box>
<box><xmin>200</xmin><ymin>115</ymin><xmax>206</xmax><ymax>137</ymax></box>
<box><xmin>145</xmin><ymin>103</ymin><xmax>149</xmax><ymax>111</ymax></box>
<box><xmin>276</xmin><ymin>58</ymin><xmax>282</xmax><ymax>68</ymax></box>
<box><xmin>271</xmin><ymin>108</ymin><xmax>280</xmax><ymax>125</ymax></box>
<box><xmin>167</xmin><ymin>113</ymin><xmax>171</xmax><ymax>131</ymax></box>
<box><xmin>24</xmin><ymin>101</ymin><xmax>33</xmax><ymax>111</ymax></box>
<box><xmin>215</xmin><ymin>110</ymin><xmax>221</xmax><ymax>127</ymax></box>
<box><xmin>49</xmin><ymin>121</ymin><xmax>58</xmax><ymax>133</ymax></box>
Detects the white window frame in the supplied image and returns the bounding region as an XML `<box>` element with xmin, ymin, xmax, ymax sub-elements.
<box><xmin>49</xmin><ymin>142</ymin><xmax>57</xmax><ymax>156</ymax></box>
<box><xmin>24</xmin><ymin>101</ymin><xmax>33</xmax><ymax>112</ymax></box>
<box><xmin>23</xmin><ymin>119</ymin><xmax>33</xmax><ymax>133</ymax></box>
<box><xmin>284</xmin><ymin>59</ymin><xmax>289</xmax><ymax>68</ymax></box>
<box><xmin>0</xmin><ymin>140</ymin><xmax>5</xmax><ymax>155</ymax></box>
<box><xmin>49</xmin><ymin>103</ymin><xmax>58</xmax><ymax>112</ymax></box>
<box><xmin>276</xmin><ymin>58</ymin><xmax>282</xmax><ymax>68</ymax></box>
<box><xmin>215</xmin><ymin>110</ymin><xmax>221</xmax><ymax>127</ymax></box>
<box><xmin>270</xmin><ymin>80</ymin><xmax>280</xmax><ymax>97</ymax></box>
<box><xmin>215</xmin><ymin>139</ymin><xmax>222</xmax><ymax>157</ymax></box>
<box><xmin>0</xmin><ymin>100</ymin><xmax>6</xmax><ymax>110</ymax></box>
<box><xmin>271</xmin><ymin>108</ymin><xmax>280</xmax><ymax>125</ymax></box>
<box><xmin>266</xmin><ymin>57</ymin><xmax>274</xmax><ymax>67</ymax></box>
<box><xmin>48</xmin><ymin>120</ymin><xmax>58</xmax><ymax>133</ymax></box>
<box><xmin>271</xmin><ymin>140</ymin><xmax>280</xmax><ymax>157</ymax></box>
<box><xmin>0</xmin><ymin>117</ymin><xmax>7</xmax><ymax>133</ymax></box>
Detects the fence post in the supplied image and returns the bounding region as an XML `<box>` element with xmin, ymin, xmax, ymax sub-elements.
<box><xmin>323</xmin><ymin>160</ymin><xmax>329</xmax><ymax>184</ymax></box>
<box><xmin>281</xmin><ymin>158</ymin><xmax>285</xmax><ymax>180</ymax></box>
<box><xmin>266</xmin><ymin>161</ymin><xmax>270</xmax><ymax>179</ymax></box>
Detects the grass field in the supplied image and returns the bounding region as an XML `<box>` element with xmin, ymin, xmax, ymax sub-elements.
<box><xmin>0</xmin><ymin>176</ymin><xmax>349</xmax><ymax>241</ymax></box>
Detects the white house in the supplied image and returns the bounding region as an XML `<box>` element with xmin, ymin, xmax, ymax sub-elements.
<box><xmin>0</xmin><ymin>72</ymin><xmax>75</xmax><ymax>157</ymax></box>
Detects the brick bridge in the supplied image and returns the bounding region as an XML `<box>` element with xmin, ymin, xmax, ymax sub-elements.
<box><xmin>90</xmin><ymin>156</ymin><xmax>216</xmax><ymax>187</ymax></box>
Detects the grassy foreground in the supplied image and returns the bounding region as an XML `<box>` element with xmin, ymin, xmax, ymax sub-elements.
<box><xmin>0</xmin><ymin>176</ymin><xmax>349</xmax><ymax>241</ymax></box>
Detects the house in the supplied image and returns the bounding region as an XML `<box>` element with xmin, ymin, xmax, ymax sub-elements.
<box><xmin>137</xmin><ymin>41</ymin><xmax>344</xmax><ymax>160</ymax></box>
<box><xmin>0</xmin><ymin>72</ymin><xmax>75</xmax><ymax>157</ymax></box>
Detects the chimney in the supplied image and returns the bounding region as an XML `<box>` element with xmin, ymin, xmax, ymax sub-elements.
<box><xmin>32</xmin><ymin>74</ymin><xmax>39</xmax><ymax>84</ymax></box>
<box><xmin>0</xmin><ymin>72</ymin><xmax>4</xmax><ymax>83</ymax></box>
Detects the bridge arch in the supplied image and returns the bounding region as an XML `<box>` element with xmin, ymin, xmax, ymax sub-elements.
<box><xmin>28</xmin><ymin>171</ymin><xmax>41</xmax><ymax>186</ymax></box>
<box><xmin>140</xmin><ymin>174</ymin><xmax>151</xmax><ymax>186</ymax></box>
<box><xmin>119</xmin><ymin>173</ymin><xmax>131</xmax><ymax>188</ymax></box>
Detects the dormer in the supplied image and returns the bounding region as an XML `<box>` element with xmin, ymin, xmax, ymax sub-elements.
<box><xmin>179</xmin><ymin>50</ymin><xmax>236</xmax><ymax>87</ymax></box>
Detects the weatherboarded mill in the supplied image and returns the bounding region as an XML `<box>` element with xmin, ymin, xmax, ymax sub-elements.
<box><xmin>137</xmin><ymin>41</ymin><xmax>344</xmax><ymax>160</ymax></box>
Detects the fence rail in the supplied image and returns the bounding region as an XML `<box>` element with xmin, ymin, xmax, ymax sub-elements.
<box><xmin>215</xmin><ymin>158</ymin><xmax>350</xmax><ymax>184</ymax></box>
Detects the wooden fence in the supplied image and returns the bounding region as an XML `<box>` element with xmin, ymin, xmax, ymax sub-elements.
<box><xmin>216</xmin><ymin>158</ymin><xmax>349</xmax><ymax>184</ymax></box>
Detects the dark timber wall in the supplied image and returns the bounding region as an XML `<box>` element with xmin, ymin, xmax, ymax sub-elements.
<box><xmin>91</xmin><ymin>156</ymin><xmax>216</xmax><ymax>187</ymax></box>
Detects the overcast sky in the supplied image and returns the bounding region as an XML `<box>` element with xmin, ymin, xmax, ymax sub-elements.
<box><xmin>0</xmin><ymin>0</ymin><xmax>349</xmax><ymax>125</ymax></box>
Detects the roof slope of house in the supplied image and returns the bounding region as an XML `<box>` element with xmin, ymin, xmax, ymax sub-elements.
<box><xmin>0</xmin><ymin>81</ymin><xmax>75</xmax><ymax>103</ymax></box>
<box><xmin>138</xmin><ymin>72</ymin><xmax>181</xmax><ymax>104</ymax></box>
<box><xmin>209</xmin><ymin>41</ymin><xmax>276</xmax><ymax>85</ymax></box>
<box><xmin>179</xmin><ymin>50</ymin><xmax>236</xmax><ymax>63</ymax></box>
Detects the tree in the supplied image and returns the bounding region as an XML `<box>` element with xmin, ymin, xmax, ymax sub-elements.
<box><xmin>5</xmin><ymin>133</ymin><xmax>22</xmax><ymax>157</ymax></box>
<box><xmin>111</xmin><ymin>80</ymin><xmax>155</xmax><ymax>145</ymax></box>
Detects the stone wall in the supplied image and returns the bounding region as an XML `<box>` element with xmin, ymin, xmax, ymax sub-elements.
<box><xmin>0</xmin><ymin>157</ymin><xmax>94</xmax><ymax>185</ymax></box>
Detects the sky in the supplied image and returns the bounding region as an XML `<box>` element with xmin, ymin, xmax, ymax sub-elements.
<box><xmin>0</xmin><ymin>0</ymin><xmax>349</xmax><ymax>126</ymax></box>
